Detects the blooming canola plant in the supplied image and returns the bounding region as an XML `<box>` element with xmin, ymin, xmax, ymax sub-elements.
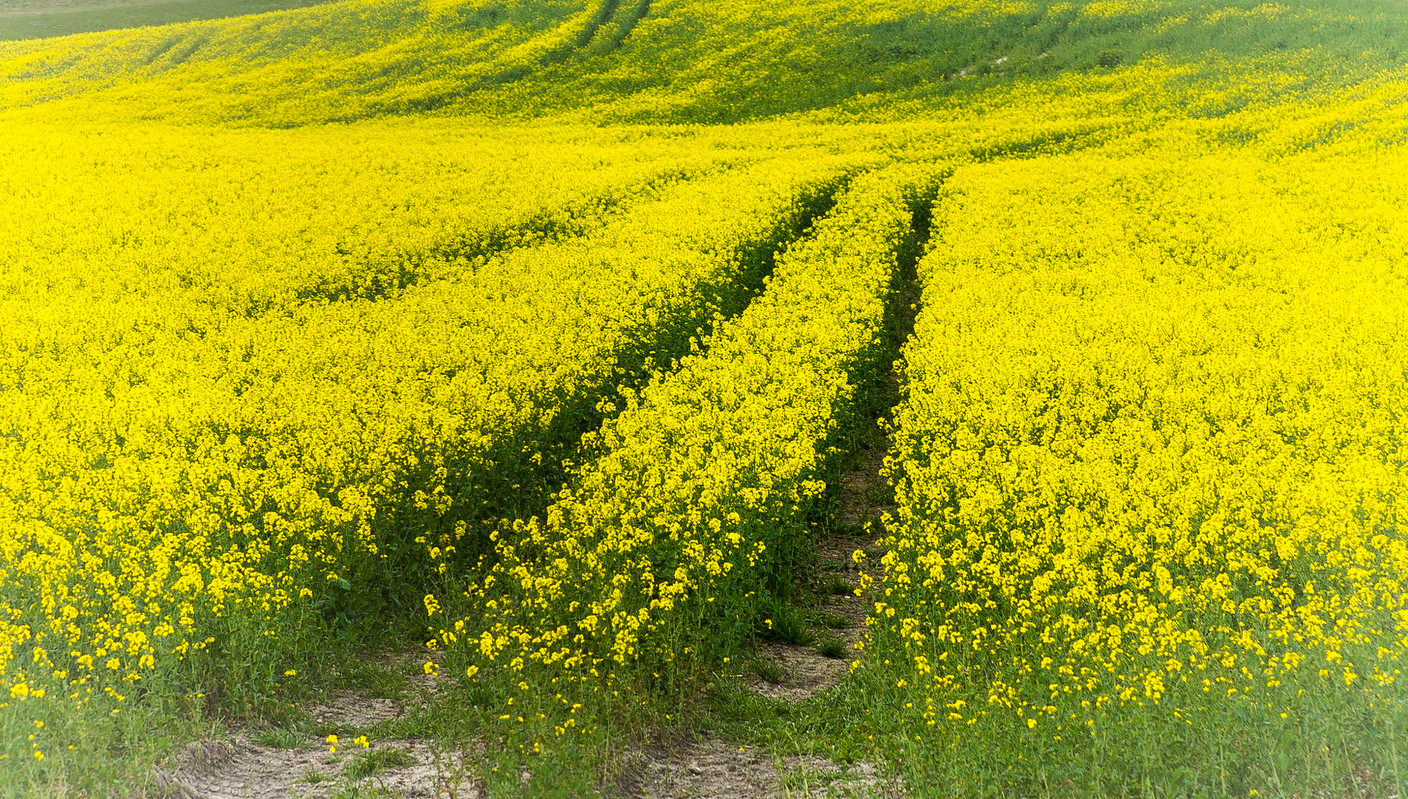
<box><xmin>1</xmin><ymin>0</ymin><xmax>1407</xmax><ymax>792</ymax></box>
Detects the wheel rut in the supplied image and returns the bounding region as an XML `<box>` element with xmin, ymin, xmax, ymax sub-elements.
<box><xmin>155</xmin><ymin>652</ymin><xmax>484</xmax><ymax>799</ymax></box>
<box><xmin>749</xmin><ymin>175</ymin><xmax>933</xmax><ymax>702</ymax></box>
<box><xmin>149</xmin><ymin>173</ymin><xmax>858</xmax><ymax>799</ymax></box>
<box><xmin>625</xmin><ymin>176</ymin><xmax>940</xmax><ymax>799</ymax></box>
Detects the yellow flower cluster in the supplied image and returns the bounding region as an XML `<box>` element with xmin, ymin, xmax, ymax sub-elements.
<box><xmin>446</xmin><ymin>165</ymin><xmax>941</xmax><ymax>718</ymax></box>
<box><xmin>869</xmin><ymin>143</ymin><xmax>1408</xmax><ymax>734</ymax></box>
<box><xmin>0</xmin><ymin>118</ymin><xmax>761</xmax><ymax>317</ymax></box>
<box><xmin>0</xmin><ymin>138</ymin><xmax>856</xmax><ymax>727</ymax></box>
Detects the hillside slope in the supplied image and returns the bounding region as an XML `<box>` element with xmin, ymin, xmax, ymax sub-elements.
<box><xmin>2</xmin><ymin>0</ymin><xmax>1407</xmax><ymax>124</ymax></box>
<box><xmin>5</xmin><ymin>1</ymin><xmax>1408</xmax><ymax>797</ymax></box>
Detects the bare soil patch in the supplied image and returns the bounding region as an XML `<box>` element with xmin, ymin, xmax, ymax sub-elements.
<box><xmin>155</xmin><ymin>648</ymin><xmax>473</xmax><ymax>799</ymax></box>
<box><xmin>627</xmin><ymin>736</ymin><xmax>898</xmax><ymax>799</ymax></box>
<box><xmin>157</xmin><ymin>735</ymin><xmax>480</xmax><ymax>799</ymax></box>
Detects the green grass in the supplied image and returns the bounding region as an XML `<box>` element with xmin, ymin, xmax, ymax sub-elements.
<box><xmin>251</xmin><ymin>727</ymin><xmax>304</xmax><ymax>749</ymax></box>
<box><xmin>0</xmin><ymin>0</ymin><xmax>335</xmax><ymax>41</ymax></box>
<box><xmin>701</xmin><ymin>640</ymin><xmax>1408</xmax><ymax>799</ymax></box>
<box><xmin>811</xmin><ymin>611</ymin><xmax>852</xmax><ymax>630</ymax></box>
<box><xmin>333</xmin><ymin>661</ymin><xmax>414</xmax><ymax>703</ymax></box>
<box><xmin>344</xmin><ymin>747</ymin><xmax>417</xmax><ymax>781</ymax></box>
<box><xmin>814</xmin><ymin>634</ymin><xmax>847</xmax><ymax>660</ymax></box>
<box><xmin>751</xmin><ymin>658</ymin><xmax>789</xmax><ymax>686</ymax></box>
<box><xmin>759</xmin><ymin>600</ymin><xmax>815</xmax><ymax>647</ymax></box>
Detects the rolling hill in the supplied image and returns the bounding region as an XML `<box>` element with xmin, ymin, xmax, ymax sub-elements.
<box><xmin>3</xmin><ymin>1</ymin><xmax>1408</xmax><ymax>796</ymax></box>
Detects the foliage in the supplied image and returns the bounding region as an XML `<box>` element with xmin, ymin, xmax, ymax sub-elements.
<box><xmin>862</xmin><ymin>140</ymin><xmax>1408</xmax><ymax>795</ymax></box>
<box><xmin>441</xmin><ymin>166</ymin><xmax>937</xmax><ymax>744</ymax></box>
<box><xmin>3</xmin><ymin>0</ymin><xmax>1408</xmax><ymax>794</ymax></box>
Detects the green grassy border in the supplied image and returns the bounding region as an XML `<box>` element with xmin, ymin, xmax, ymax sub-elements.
<box><xmin>0</xmin><ymin>0</ymin><xmax>336</xmax><ymax>42</ymax></box>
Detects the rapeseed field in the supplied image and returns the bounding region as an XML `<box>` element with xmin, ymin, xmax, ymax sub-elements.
<box><xmin>2</xmin><ymin>0</ymin><xmax>1407</xmax><ymax>795</ymax></box>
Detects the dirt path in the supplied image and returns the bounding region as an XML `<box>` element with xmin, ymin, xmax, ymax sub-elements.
<box><xmin>628</xmin><ymin>441</ymin><xmax>901</xmax><ymax>799</ymax></box>
<box><xmin>627</xmin><ymin>196</ymin><xmax>929</xmax><ymax>799</ymax></box>
<box><xmin>630</xmin><ymin>738</ymin><xmax>893</xmax><ymax>799</ymax></box>
<box><xmin>625</xmin><ymin>469</ymin><xmax>898</xmax><ymax>798</ymax></box>
<box><xmin>155</xmin><ymin>653</ymin><xmax>483</xmax><ymax>799</ymax></box>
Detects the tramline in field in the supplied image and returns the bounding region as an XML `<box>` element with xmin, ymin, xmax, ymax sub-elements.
<box><xmin>3</xmin><ymin>0</ymin><xmax>1408</xmax><ymax>794</ymax></box>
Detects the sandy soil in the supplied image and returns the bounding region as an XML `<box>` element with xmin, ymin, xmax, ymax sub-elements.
<box><xmin>156</xmin><ymin>735</ymin><xmax>481</xmax><ymax>799</ymax></box>
<box><xmin>154</xmin><ymin>405</ymin><xmax>900</xmax><ymax>799</ymax></box>
<box><xmin>625</xmin><ymin>737</ymin><xmax>898</xmax><ymax>799</ymax></box>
